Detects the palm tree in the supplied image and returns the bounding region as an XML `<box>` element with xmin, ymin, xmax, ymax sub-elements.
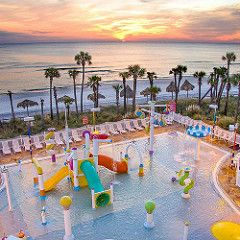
<box><xmin>68</xmin><ymin>69</ymin><xmax>79</xmax><ymax>115</ymax></box>
<box><xmin>149</xmin><ymin>86</ymin><xmax>161</xmax><ymax>101</ymax></box>
<box><xmin>222</xmin><ymin>52</ymin><xmax>236</xmax><ymax>115</ymax></box>
<box><xmin>216</xmin><ymin>67</ymin><xmax>227</xmax><ymax>109</ymax></box>
<box><xmin>6</xmin><ymin>91</ymin><xmax>15</xmax><ymax>120</ymax></box>
<box><xmin>17</xmin><ymin>99</ymin><xmax>38</xmax><ymax>116</ymax></box>
<box><xmin>58</xmin><ymin>95</ymin><xmax>74</xmax><ymax>119</ymax></box>
<box><xmin>169</xmin><ymin>65</ymin><xmax>187</xmax><ymax>110</ymax></box>
<box><xmin>44</xmin><ymin>67</ymin><xmax>60</xmax><ymax>119</ymax></box>
<box><xmin>88</xmin><ymin>75</ymin><xmax>102</xmax><ymax>108</ymax></box>
<box><xmin>193</xmin><ymin>71</ymin><xmax>206</xmax><ymax>105</ymax></box>
<box><xmin>140</xmin><ymin>87</ymin><xmax>151</xmax><ymax>102</ymax></box>
<box><xmin>147</xmin><ymin>72</ymin><xmax>157</xmax><ymax>100</ymax></box>
<box><xmin>231</xmin><ymin>74</ymin><xmax>240</xmax><ymax>122</ymax></box>
<box><xmin>53</xmin><ymin>86</ymin><xmax>60</xmax><ymax>122</ymax></box>
<box><xmin>119</xmin><ymin>71</ymin><xmax>130</xmax><ymax>113</ymax></box>
<box><xmin>112</xmin><ymin>84</ymin><xmax>123</xmax><ymax>113</ymax></box>
<box><xmin>128</xmin><ymin>65</ymin><xmax>146</xmax><ymax>111</ymax></box>
<box><xmin>201</xmin><ymin>72</ymin><xmax>215</xmax><ymax>102</ymax></box>
<box><xmin>75</xmin><ymin>51</ymin><xmax>92</xmax><ymax>113</ymax></box>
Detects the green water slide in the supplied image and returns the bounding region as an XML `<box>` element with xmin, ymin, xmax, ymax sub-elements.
<box><xmin>80</xmin><ymin>160</ymin><xmax>110</xmax><ymax>207</ymax></box>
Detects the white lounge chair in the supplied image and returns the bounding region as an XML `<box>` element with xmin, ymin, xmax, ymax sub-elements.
<box><xmin>133</xmin><ymin>119</ymin><xmax>144</xmax><ymax>130</ymax></box>
<box><xmin>124</xmin><ymin>120</ymin><xmax>136</xmax><ymax>132</ymax></box>
<box><xmin>54</xmin><ymin>132</ymin><xmax>64</xmax><ymax>145</ymax></box>
<box><xmin>116</xmin><ymin>122</ymin><xmax>127</xmax><ymax>134</ymax></box>
<box><xmin>32</xmin><ymin>136</ymin><xmax>43</xmax><ymax>149</ymax></box>
<box><xmin>12</xmin><ymin>139</ymin><xmax>22</xmax><ymax>153</ymax></box>
<box><xmin>2</xmin><ymin>141</ymin><xmax>11</xmax><ymax>155</ymax></box>
<box><xmin>141</xmin><ymin>118</ymin><xmax>148</xmax><ymax>128</ymax></box>
<box><xmin>22</xmin><ymin>137</ymin><xmax>31</xmax><ymax>151</ymax></box>
<box><xmin>106</xmin><ymin>123</ymin><xmax>119</xmax><ymax>135</ymax></box>
<box><xmin>72</xmin><ymin>129</ymin><xmax>82</xmax><ymax>142</ymax></box>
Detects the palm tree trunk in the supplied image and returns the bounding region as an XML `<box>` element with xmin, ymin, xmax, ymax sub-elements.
<box><xmin>201</xmin><ymin>86</ymin><xmax>213</xmax><ymax>101</ymax></box>
<box><xmin>187</xmin><ymin>90</ymin><xmax>188</xmax><ymax>98</ymax></box>
<box><xmin>123</xmin><ymin>78</ymin><xmax>127</xmax><ymax>113</ymax></box>
<box><xmin>235</xmin><ymin>84</ymin><xmax>240</xmax><ymax>122</ymax></box>
<box><xmin>73</xmin><ymin>76</ymin><xmax>79</xmax><ymax>115</ymax></box>
<box><xmin>50</xmin><ymin>77</ymin><xmax>53</xmax><ymax>119</ymax></box>
<box><xmin>53</xmin><ymin>86</ymin><xmax>60</xmax><ymax>123</ymax></box>
<box><xmin>132</xmin><ymin>78</ymin><xmax>137</xmax><ymax>112</ymax></box>
<box><xmin>96</xmin><ymin>84</ymin><xmax>99</xmax><ymax>107</ymax></box>
<box><xmin>224</xmin><ymin>62</ymin><xmax>230</xmax><ymax>115</ymax></box>
<box><xmin>198</xmin><ymin>79</ymin><xmax>201</xmax><ymax>105</ymax></box>
<box><xmin>67</xmin><ymin>105</ymin><xmax>70</xmax><ymax>119</ymax></box>
<box><xmin>40</xmin><ymin>99</ymin><xmax>44</xmax><ymax>129</ymax></box>
<box><xmin>217</xmin><ymin>82</ymin><xmax>226</xmax><ymax>109</ymax></box>
<box><xmin>116</xmin><ymin>90</ymin><xmax>119</xmax><ymax>113</ymax></box>
<box><xmin>224</xmin><ymin>83</ymin><xmax>230</xmax><ymax>115</ymax></box>
<box><xmin>171</xmin><ymin>91</ymin><xmax>173</xmax><ymax>100</ymax></box>
<box><xmin>8</xmin><ymin>92</ymin><xmax>15</xmax><ymax>120</ymax></box>
<box><xmin>80</xmin><ymin>65</ymin><xmax>85</xmax><ymax>113</ymax></box>
<box><xmin>27</xmin><ymin>106</ymin><xmax>29</xmax><ymax>116</ymax></box>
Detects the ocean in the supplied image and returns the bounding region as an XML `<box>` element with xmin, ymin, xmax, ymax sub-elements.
<box><xmin>0</xmin><ymin>42</ymin><xmax>239</xmax><ymax>119</ymax></box>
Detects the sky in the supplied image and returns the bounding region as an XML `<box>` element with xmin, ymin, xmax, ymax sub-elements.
<box><xmin>0</xmin><ymin>0</ymin><xmax>240</xmax><ymax>43</ymax></box>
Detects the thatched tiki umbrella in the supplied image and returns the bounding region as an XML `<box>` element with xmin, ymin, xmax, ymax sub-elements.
<box><xmin>120</xmin><ymin>85</ymin><xmax>133</xmax><ymax>104</ymax></box>
<box><xmin>58</xmin><ymin>95</ymin><xmax>74</xmax><ymax>118</ymax></box>
<box><xmin>87</xmin><ymin>93</ymin><xmax>105</xmax><ymax>107</ymax></box>
<box><xmin>17</xmin><ymin>99</ymin><xmax>38</xmax><ymax>116</ymax></box>
<box><xmin>140</xmin><ymin>87</ymin><xmax>151</xmax><ymax>102</ymax></box>
<box><xmin>166</xmin><ymin>81</ymin><xmax>177</xmax><ymax>99</ymax></box>
<box><xmin>181</xmin><ymin>80</ymin><xmax>195</xmax><ymax>98</ymax></box>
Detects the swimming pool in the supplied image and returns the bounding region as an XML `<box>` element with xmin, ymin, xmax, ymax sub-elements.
<box><xmin>0</xmin><ymin>132</ymin><xmax>238</xmax><ymax>239</ymax></box>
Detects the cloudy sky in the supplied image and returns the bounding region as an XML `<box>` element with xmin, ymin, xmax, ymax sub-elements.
<box><xmin>0</xmin><ymin>0</ymin><xmax>240</xmax><ymax>43</ymax></box>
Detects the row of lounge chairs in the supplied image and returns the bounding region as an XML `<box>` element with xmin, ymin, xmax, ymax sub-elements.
<box><xmin>0</xmin><ymin>117</ymin><xmax>173</xmax><ymax>155</ymax></box>
<box><xmin>172</xmin><ymin>112</ymin><xmax>240</xmax><ymax>146</ymax></box>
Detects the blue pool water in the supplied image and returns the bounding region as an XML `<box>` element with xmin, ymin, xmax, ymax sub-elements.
<box><xmin>0</xmin><ymin>132</ymin><xmax>238</xmax><ymax>239</ymax></box>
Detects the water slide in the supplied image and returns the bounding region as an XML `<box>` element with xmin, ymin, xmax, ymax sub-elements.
<box><xmin>44</xmin><ymin>166</ymin><xmax>69</xmax><ymax>192</ymax></box>
<box><xmin>80</xmin><ymin>160</ymin><xmax>104</xmax><ymax>193</ymax></box>
<box><xmin>98</xmin><ymin>154</ymin><xmax>128</xmax><ymax>173</ymax></box>
<box><xmin>80</xmin><ymin>160</ymin><xmax>110</xmax><ymax>207</ymax></box>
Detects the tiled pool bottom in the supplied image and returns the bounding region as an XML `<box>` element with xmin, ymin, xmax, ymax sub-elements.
<box><xmin>1</xmin><ymin>132</ymin><xmax>238</xmax><ymax>239</ymax></box>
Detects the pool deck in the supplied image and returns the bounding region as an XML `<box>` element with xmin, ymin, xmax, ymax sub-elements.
<box><xmin>1</xmin><ymin>125</ymin><xmax>240</xmax><ymax>239</ymax></box>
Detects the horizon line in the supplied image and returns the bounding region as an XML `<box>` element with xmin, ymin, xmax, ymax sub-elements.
<box><xmin>1</xmin><ymin>39</ymin><xmax>240</xmax><ymax>45</ymax></box>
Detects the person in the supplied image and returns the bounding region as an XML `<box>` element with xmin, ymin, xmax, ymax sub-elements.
<box><xmin>18</xmin><ymin>159</ymin><xmax>22</xmax><ymax>172</ymax></box>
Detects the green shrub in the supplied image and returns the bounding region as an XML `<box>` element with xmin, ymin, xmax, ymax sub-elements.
<box><xmin>217</xmin><ymin>116</ymin><xmax>235</xmax><ymax>130</ymax></box>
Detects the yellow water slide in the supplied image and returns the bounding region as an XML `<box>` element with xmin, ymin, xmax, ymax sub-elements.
<box><xmin>44</xmin><ymin>166</ymin><xmax>69</xmax><ymax>192</ymax></box>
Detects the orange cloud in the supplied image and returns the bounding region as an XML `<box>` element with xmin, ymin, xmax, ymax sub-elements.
<box><xmin>0</xmin><ymin>0</ymin><xmax>239</xmax><ymax>43</ymax></box>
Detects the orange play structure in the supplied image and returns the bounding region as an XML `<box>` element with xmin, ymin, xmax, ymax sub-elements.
<box><xmin>89</xmin><ymin>153</ymin><xmax>128</xmax><ymax>173</ymax></box>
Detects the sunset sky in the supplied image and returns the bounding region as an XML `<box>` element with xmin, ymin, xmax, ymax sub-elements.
<box><xmin>0</xmin><ymin>0</ymin><xmax>240</xmax><ymax>43</ymax></box>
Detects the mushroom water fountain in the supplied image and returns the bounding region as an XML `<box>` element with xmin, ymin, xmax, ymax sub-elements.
<box><xmin>186</xmin><ymin>124</ymin><xmax>211</xmax><ymax>161</ymax></box>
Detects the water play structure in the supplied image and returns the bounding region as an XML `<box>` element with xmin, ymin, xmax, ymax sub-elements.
<box><xmin>178</xmin><ymin>167</ymin><xmax>194</xmax><ymax>199</ymax></box>
<box><xmin>45</xmin><ymin>128</ymin><xmax>56</xmax><ymax>163</ymax></box>
<box><xmin>186</xmin><ymin>124</ymin><xmax>211</xmax><ymax>161</ymax></box>
<box><xmin>211</xmin><ymin>221</ymin><xmax>240</xmax><ymax>240</ymax></box>
<box><xmin>31</xmin><ymin>129</ymin><xmax>144</xmax><ymax>208</ymax></box>
<box><xmin>137</xmin><ymin>101</ymin><xmax>172</xmax><ymax>156</ymax></box>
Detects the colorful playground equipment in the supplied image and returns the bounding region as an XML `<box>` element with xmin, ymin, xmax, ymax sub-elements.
<box><xmin>211</xmin><ymin>221</ymin><xmax>240</xmax><ymax>240</ymax></box>
<box><xmin>144</xmin><ymin>200</ymin><xmax>156</xmax><ymax>229</ymax></box>
<box><xmin>137</xmin><ymin>101</ymin><xmax>175</xmax><ymax>156</ymax></box>
<box><xmin>124</xmin><ymin>143</ymin><xmax>144</xmax><ymax>176</ymax></box>
<box><xmin>45</xmin><ymin>128</ymin><xmax>56</xmax><ymax>163</ymax></box>
<box><xmin>186</xmin><ymin>124</ymin><xmax>210</xmax><ymax>161</ymax></box>
<box><xmin>60</xmin><ymin>196</ymin><xmax>74</xmax><ymax>240</ymax></box>
<box><xmin>178</xmin><ymin>167</ymin><xmax>194</xmax><ymax>199</ymax></box>
<box><xmin>33</xmin><ymin>129</ymin><xmax>136</xmax><ymax>208</ymax></box>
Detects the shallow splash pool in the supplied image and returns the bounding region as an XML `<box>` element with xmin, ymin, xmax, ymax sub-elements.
<box><xmin>1</xmin><ymin>132</ymin><xmax>237</xmax><ymax>240</ymax></box>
